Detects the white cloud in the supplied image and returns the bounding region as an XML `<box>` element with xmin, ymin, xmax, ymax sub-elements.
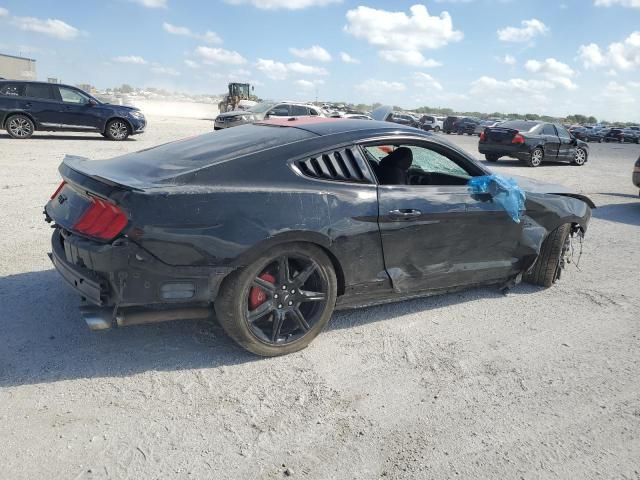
<box><xmin>195</xmin><ymin>46</ymin><xmax>247</xmax><ymax>65</ymax></box>
<box><xmin>578</xmin><ymin>32</ymin><xmax>640</xmax><ymax>70</ymax></box>
<box><xmin>184</xmin><ymin>59</ymin><xmax>200</xmax><ymax>69</ymax></box>
<box><xmin>595</xmin><ymin>0</ymin><xmax>640</xmax><ymax>7</ymax></box>
<box><xmin>412</xmin><ymin>72</ymin><xmax>443</xmax><ymax>91</ymax></box>
<box><xmin>295</xmin><ymin>79</ymin><xmax>325</xmax><ymax>89</ymax></box>
<box><xmin>355</xmin><ymin>79</ymin><xmax>406</xmax><ymax>94</ymax></box>
<box><xmin>0</xmin><ymin>7</ymin><xmax>8</xmax><ymax>17</ymax></box>
<box><xmin>379</xmin><ymin>50</ymin><xmax>441</xmax><ymax>68</ymax></box>
<box><xmin>113</xmin><ymin>55</ymin><xmax>148</xmax><ymax>64</ymax></box>
<box><xmin>497</xmin><ymin>18</ymin><xmax>548</xmax><ymax>42</ymax></box>
<box><xmin>345</xmin><ymin>5</ymin><xmax>462</xmax><ymax>67</ymax></box>
<box><xmin>255</xmin><ymin>58</ymin><xmax>328</xmax><ymax>80</ymax></box>
<box><xmin>132</xmin><ymin>0</ymin><xmax>167</xmax><ymax>8</ymax></box>
<box><xmin>524</xmin><ymin>58</ymin><xmax>577</xmax><ymax>90</ymax></box>
<box><xmin>289</xmin><ymin>45</ymin><xmax>332</xmax><ymax>62</ymax></box>
<box><xmin>162</xmin><ymin>22</ymin><xmax>222</xmax><ymax>44</ymax></box>
<box><xmin>577</xmin><ymin>43</ymin><xmax>606</xmax><ymax>68</ymax></box>
<box><xmin>340</xmin><ymin>52</ymin><xmax>360</xmax><ymax>64</ymax></box>
<box><xmin>11</xmin><ymin>16</ymin><xmax>79</xmax><ymax>40</ymax></box>
<box><xmin>500</xmin><ymin>54</ymin><xmax>516</xmax><ymax>65</ymax></box>
<box><xmin>151</xmin><ymin>65</ymin><xmax>180</xmax><ymax>76</ymax></box>
<box><xmin>225</xmin><ymin>0</ymin><xmax>341</xmax><ymax>9</ymax></box>
<box><xmin>470</xmin><ymin>76</ymin><xmax>554</xmax><ymax>95</ymax></box>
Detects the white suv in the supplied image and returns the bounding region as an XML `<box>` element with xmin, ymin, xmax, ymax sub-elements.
<box><xmin>419</xmin><ymin>114</ymin><xmax>444</xmax><ymax>132</ymax></box>
<box><xmin>215</xmin><ymin>101</ymin><xmax>324</xmax><ymax>130</ymax></box>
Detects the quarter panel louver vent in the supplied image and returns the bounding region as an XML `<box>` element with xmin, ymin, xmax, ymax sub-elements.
<box><xmin>296</xmin><ymin>147</ymin><xmax>372</xmax><ymax>184</ymax></box>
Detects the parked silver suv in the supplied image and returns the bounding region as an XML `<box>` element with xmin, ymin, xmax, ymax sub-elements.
<box><xmin>214</xmin><ymin>101</ymin><xmax>324</xmax><ymax>130</ymax></box>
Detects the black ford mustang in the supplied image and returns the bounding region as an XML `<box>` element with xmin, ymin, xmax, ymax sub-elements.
<box><xmin>478</xmin><ymin>120</ymin><xmax>589</xmax><ymax>167</ymax></box>
<box><xmin>45</xmin><ymin>118</ymin><xmax>594</xmax><ymax>356</ymax></box>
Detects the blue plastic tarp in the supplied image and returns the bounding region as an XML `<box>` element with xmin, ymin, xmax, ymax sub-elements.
<box><xmin>467</xmin><ymin>174</ymin><xmax>526</xmax><ymax>223</ymax></box>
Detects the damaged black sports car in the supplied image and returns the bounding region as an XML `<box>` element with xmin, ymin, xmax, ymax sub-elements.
<box><xmin>45</xmin><ymin>117</ymin><xmax>594</xmax><ymax>356</ymax></box>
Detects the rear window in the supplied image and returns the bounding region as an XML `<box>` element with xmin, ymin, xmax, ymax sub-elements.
<box><xmin>0</xmin><ymin>83</ymin><xmax>24</xmax><ymax>96</ymax></box>
<box><xmin>499</xmin><ymin>120</ymin><xmax>539</xmax><ymax>132</ymax></box>
<box><xmin>24</xmin><ymin>84</ymin><xmax>54</xmax><ymax>100</ymax></box>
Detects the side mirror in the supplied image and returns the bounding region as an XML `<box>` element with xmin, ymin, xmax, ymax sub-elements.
<box><xmin>88</xmin><ymin>98</ymin><xmax>98</xmax><ymax>106</ymax></box>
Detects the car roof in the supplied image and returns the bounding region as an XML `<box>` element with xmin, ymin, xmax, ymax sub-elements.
<box><xmin>255</xmin><ymin>117</ymin><xmax>419</xmax><ymax>136</ymax></box>
<box><xmin>0</xmin><ymin>79</ymin><xmax>75</xmax><ymax>89</ymax></box>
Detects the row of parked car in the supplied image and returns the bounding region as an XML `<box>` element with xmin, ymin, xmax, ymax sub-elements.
<box><xmin>570</xmin><ymin>125</ymin><xmax>640</xmax><ymax>144</ymax></box>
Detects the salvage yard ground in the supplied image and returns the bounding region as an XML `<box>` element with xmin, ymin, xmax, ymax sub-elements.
<box><xmin>1</xmin><ymin>116</ymin><xmax>639</xmax><ymax>479</ymax></box>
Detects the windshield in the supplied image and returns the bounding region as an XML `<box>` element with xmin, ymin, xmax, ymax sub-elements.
<box><xmin>248</xmin><ymin>102</ymin><xmax>275</xmax><ymax>113</ymax></box>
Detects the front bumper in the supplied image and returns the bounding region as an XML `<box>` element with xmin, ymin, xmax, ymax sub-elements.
<box><xmin>129</xmin><ymin>117</ymin><xmax>146</xmax><ymax>134</ymax></box>
<box><xmin>49</xmin><ymin>229</ymin><xmax>231</xmax><ymax>308</ymax></box>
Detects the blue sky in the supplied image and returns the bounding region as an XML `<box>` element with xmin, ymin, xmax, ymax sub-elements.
<box><xmin>0</xmin><ymin>0</ymin><xmax>639</xmax><ymax>121</ymax></box>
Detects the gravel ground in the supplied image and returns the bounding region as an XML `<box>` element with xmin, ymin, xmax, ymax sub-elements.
<box><xmin>1</xmin><ymin>118</ymin><xmax>639</xmax><ymax>480</ymax></box>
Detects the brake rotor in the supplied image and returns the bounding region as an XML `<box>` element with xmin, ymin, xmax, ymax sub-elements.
<box><xmin>249</xmin><ymin>272</ymin><xmax>276</xmax><ymax>310</ymax></box>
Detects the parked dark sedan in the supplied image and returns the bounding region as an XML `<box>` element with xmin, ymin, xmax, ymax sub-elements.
<box><xmin>443</xmin><ymin>115</ymin><xmax>459</xmax><ymax>134</ymax></box>
<box><xmin>45</xmin><ymin>118</ymin><xmax>593</xmax><ymax>356</ymax></box>
<box><xmin>603</xmin><ymin>128</ymin><xmax>626</xmax><ymax>143</ymax></box>
<box><xmin>622</xmin><ymin>128</ymin><xmax>640</xmax><ymax>144</ymax></box>
<box><xmin>0</xmin><ymin>80</ymin><xmax>145</xmax><ymax>140</ymax></box>
<box><xmin>478</xmin><ymin>120</ymin><xmax>589</xmax><ymax>167</ymax></box>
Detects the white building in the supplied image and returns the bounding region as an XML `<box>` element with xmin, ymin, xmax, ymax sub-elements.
<box><xmin>0</xmin><ymin>53</ymin><xmax>37</xmax><ymax>81</ymax></box>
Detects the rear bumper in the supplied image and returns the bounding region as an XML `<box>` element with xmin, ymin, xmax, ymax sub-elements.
<box><xmin>49</xmin><ymin>229</ymin><xmax>232</xmax><ymax>308</ymax></box>
<box><xmin>478</xmin><ymin>143</ymin><xmax>531</xmax><ymax>160</ymax></box>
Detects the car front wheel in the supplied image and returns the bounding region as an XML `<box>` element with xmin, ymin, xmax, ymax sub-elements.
<box><xmin>572</xmin><ymin>147</ymin><xmax>587</xmax><ymax>166</ymax></box>
<box><xmin>526</xmin><ymin>147</ymin><xmax>544</xmax><ymax>167</ymax></box>
<box><xmin>6</xmin><ymin>114</ymin><xmax>35</xmax><ymax>139</ymax></box>
<box><xmin>524</xmin><ymin>224</ymin><xmax>571</xmax><ymax>287</ymax></box>
<box><xmin>485</xmin><ymin>154</ymin><xmax>500</xmax><ymax>162</ymax></box>
<box><xmin>104</xmin><ymin>119</ymin><xmax>130</xmax><ymax>141</ymax></box>
<box><xmin>215</xmin><ymin>243</ymin><xmax>337</xmax><ymax>356</ymax></box>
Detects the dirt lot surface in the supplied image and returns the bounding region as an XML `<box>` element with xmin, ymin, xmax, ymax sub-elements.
<box><xmin>1</xmin><ymin>118</ymin><xmax>639</xmax><ymax>479</ymax></box>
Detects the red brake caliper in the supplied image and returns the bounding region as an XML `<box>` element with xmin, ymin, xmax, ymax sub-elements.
<box><xmin>249</xmin><ymin>273</ymin><xmax>276</xmax><ymax>310</ymax></box>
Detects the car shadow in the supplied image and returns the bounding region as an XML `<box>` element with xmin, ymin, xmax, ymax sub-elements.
<box><xmin>480</xmin><ymin>158</ymin><xmax>570</xmax><ymax>167</ymax></box>
<box><xmin>592</xmin><ymin>201</ymin><xmax>640</xmax><ymax>226</ymax></box>
<box><xmin>597</xmin><ymin>192</ymin><xmax>640</xmax><ymax>200</ymax></box>
<box><xmin>0</xmin><ymin>133</ymin><xmax>137</xmax><ymax>141</ymax></box>
<box><xmin>0</xmin><ymin>269</ymin><xmax>544</xmax><ymax>387</ymax></box>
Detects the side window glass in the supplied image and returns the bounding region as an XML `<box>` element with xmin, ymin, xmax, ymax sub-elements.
<box><xmin>308</xmin><ymin>108</ymin><xmax>319</xmax><ymax>116</ymax></box>
<box><xmin>59</xmin><ymin>87</ymin><xmax>88</xmax><ymax>104</ymax></box>
<box><xmin>409</xmin><ymin>146</ymin><xmax>471</xmax><ymax>178</ymax></box>
<box><xmin>269</xmin><ymin>104</ymin><xmax>290</xmax><ymax>116</ymax></box>
<box><xmin>555</xmin><ymin>124</ymin><xmax>571</xmax><ymax>139</ymax></box>
<box><xmin>0</xmin><ymin>84</ymin><xmax>23</xmax><ymax>96</ymax></box>
<box><xmin>542</xmin><ymin>125</ymin><xmax>556</xmax><ymax>135</ymax></box>
<box><xmin>291</xmin><ymin>105</ymin><xmax>308</xmax><ymax>116</ymax></box>
<box><xmin>24</xmin><ymin>84</ymin><xmax>53</xmax><ymax>100</ymax></box>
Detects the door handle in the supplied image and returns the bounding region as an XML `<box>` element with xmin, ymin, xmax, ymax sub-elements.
<box><xmin>23</xmin><ymin>103</ymin><xmax>32</xmax><ymax>109</ymax></box>
<box><xmin>389</xmin><ymin>209</ymin><xmax>422</xmax><ymax>220</ymax></box>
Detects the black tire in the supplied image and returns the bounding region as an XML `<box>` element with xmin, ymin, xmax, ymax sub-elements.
<box><xmin>598</xmin><ymin>138</ymin><xmax>603</xmax><ymax>143</ymax></box>
<box><xmin>6</xmin><ymin>114</ymin><xmax>35</xmax><ymax>139</ymax></box>
<box><xmin>485</xmin><ymin>154</ymin><xmax>500</xmax><ymax>162</ymax></box>
<box><xmin>215</xmin><ymin>243</ymin><xmax>338</xmax><ymax>356</ymax></box>
<box><xmin>524</xmin><ymin>224</ymin><xmax>571</xmax><ymax>288</ymax></box>
<box><xmin>104</xmin><ymin>119</ymin><xmax>130</xmax><ymax>141</ymax></box>
<box><xmin>526</xmin><ymin>147</ymin><xmax>544</xmax><ymax>167</ymax></box>
<box><xmin>434</xmin><ymin>126</ymin><xmax>441</xmax><ymax>132</ymax></box>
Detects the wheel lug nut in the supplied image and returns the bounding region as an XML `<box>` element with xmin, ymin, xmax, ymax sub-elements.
<box><xmin>288</xmin><ymin>301</ymin><xmax>293</xmax><ymax>306</ymax></box>
<box><xmin>274</xmin><ymin>294</ymin><xmax>278</xmax><ymax>299</ymax></box>
<box><xmin>290</xmin><ymin>289</ymin><xmax>295</xmax><ymax>294</ymax></box>
<box><xmin>278</xmin><ymin>304</ymin><xmax>282</xmax><ymax>309</ymax></box>
<box><xmin>281</xmin><ymin>285</ymin><xmax>287</xmax><ymax>290</ymax></box>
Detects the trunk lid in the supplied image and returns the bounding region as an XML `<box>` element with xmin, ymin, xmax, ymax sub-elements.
<box><xmin>484</xmin><ymin>126</ymin><xmax>520</xmax><ymax>145</ymax></box>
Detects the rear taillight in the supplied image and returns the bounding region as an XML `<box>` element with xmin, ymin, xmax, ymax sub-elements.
<box><xmin>479</xmin><ymin>131</ymin><xmax>486</xmax><ymax>142</ymax></box>
<box><xmin>73</xmin><ymin>197</ymin><xmax>128</xmax><ymax>240</ymax></box>
<box><xmin>50</xmin><ymin>181</ymin><xmax>66</xmax><ymax>200</ymax></box>
<box><xmin>512</xmin><ymin>133</ymin><xmax>525</xmax><ymax>144</ymax></box>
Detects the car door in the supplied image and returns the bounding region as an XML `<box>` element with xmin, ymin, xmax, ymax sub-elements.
<box><xmin>53</xmin><ymin>86</ymin><xmax>102</xmax><ymax>131</ymax></box>
<box><xmin>363</xmin><ymin>140</ymin><xmax>523</xmax><ymax>293</ymax></box>
<box><xmin>540</xmin><ymin>123</ymin><xmax>560</xmax><ymax>159</ymax></box>
<box><xmin>22</xmin><ymin>83</ymin><xmax>60</xmax><ymax>128</ymax></box>
<box><xmin>555</xmin><ymin>124</ymin><xmax>575</xmax><ymax>160</ymax></box>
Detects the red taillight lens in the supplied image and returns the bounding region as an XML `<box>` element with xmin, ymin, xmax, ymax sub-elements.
<box><xmin>512</xmin><ymin>133</ymin><xmax>525</xmax><ymax>144</ymax></box>
<box><xmin>73</xmin><ymin>197</ymin><xmax>128</xmax><ymax>240</ymax></box>
<box><xmin>479</xmin><ymin>131</ymin><xmax>486</xmax><ymax>142</ymax></box>
<box><xmin>50</xmin><ymin>181</ymin><xmax>66</xmax><ymax>200</ymax></box>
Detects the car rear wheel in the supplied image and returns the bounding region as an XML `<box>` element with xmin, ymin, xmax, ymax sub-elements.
<box><xmin>524</xmin><ymin>224</ymin><xmax>571</xmax><ymax>288</ymax></box>
<box><xmin>215</xmin><ymin>243</ymin><xmax>337</xmax><ymax>356</ymax></box>
<box><xmin>526</xmin><ymin>147</ymin><xmax>544</xmax><ymax>167</ymax></box>
<box><xmin>6</xmin><ymin>114</ymin><xmax>35</xmax><ymax>139</ymax></box>
<box><xmin>434</xmin><ymin>126</ymin><xmax>441</xmax><ymax>132</ymax></box>
<box><xmin>104</xmin><ymin>119</ymin><xmax>130</xmax><ymax>141</ymax></box>
<box><xmin>485</xmin><ymin>154</ymin><xmax>500</xmax><ymax>162</ymax></box>
<box><xmin>572</xmin><ymin>147</ymin><xmax>587</xmax><ymax>166</ymax></box>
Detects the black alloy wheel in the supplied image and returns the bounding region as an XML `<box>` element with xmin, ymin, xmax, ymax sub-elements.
<box><xmin>215</xmin><ymin>243</ymin><xmax>337</xmax><ymax>356</ymax></box>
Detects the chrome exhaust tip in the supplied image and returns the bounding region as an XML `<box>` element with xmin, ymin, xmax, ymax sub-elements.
<box><xmin>80</xmin><ymin>307</ymin><xmax>113</xmax><ymax>331</ymax></box>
